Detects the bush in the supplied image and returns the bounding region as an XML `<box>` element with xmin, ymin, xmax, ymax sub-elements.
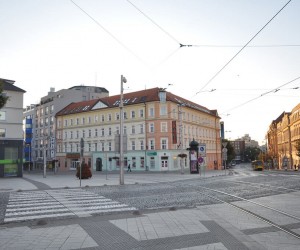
<box><xmin>76</xmin><ymin>163</ymin><xmax>92</xmax><ymax>179</ymax></box>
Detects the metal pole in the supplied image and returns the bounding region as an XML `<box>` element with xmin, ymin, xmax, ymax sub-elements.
<box><xmin>179</xmin><ymin>104</ymin><xmax>184</xmax><ymax>174</ymax></box>
<box><xmin>43</xmin><ymin>146</ymin><xmax>46</xmax><ymax>178</ymax></box>
<box><xmin>106</xmin><ymin>152</ymin><xmax>108</xmax><ymax>180</ymax></box>
<box><xmin>120</xmin><ymin>75</ymin><xmax>126</xmax><ymax>185</ymax></box>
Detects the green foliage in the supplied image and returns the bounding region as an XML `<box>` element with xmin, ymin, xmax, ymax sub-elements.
<box><xmin>244</xmin><ymin>147</ymin><xmax>261</xmax><ymax>162</ymax></box>
<box><xmin>222</xmin><ymin>139</ymin><xmax>235</xmax><ymax>163</ymax></box>
<box><xmin>0</xmin><ymin>80</ymin><xmax>9</xmax><ymax>109</ymax></box>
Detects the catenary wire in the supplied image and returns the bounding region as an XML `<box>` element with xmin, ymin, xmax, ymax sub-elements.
<box><xmin>196</xmin><ymin>0</ymin><xmax>292</xmax><ymax>95</ymax></box>
<box><xmin>70</xmin><ymin>0</ymin><xmax>147</xmax><ymax>66</ymax></box>
<box><xmin>225</xmin><ymin>75</ymin><xmax>300</xmax><ymax>113</ymax></box>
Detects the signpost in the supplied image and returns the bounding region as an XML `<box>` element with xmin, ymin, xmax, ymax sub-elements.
<box><xmin>198</xmin><ymin>143</ymin><xmax>206</xmax><ymax>176</ymax></box>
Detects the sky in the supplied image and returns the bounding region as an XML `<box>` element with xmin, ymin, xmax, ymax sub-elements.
<box><xmin>1</xmin><ymin>0</ymin><xmax>300</xmax><ymax>145</ymax></box>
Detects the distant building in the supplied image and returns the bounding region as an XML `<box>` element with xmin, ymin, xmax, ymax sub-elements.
<box><xmin>23</xmin><ymin>85</ymin><xmax>109</xmax><ymax>170</ymax></box>
<box><xmin>231</xmin><ymin>140</ymin><xmax>245</xmax><ymax>162</ymax></box>
<box><xmin>55</xmin><ymin>87</ymin><xmax>222</xmax><ymax>172</ymax></box>
<box><xmin>239</xmin><ymin>134</ymin><xmax>259</xmax><ymax>148</ymax></box>
<box><xmin>0</xmin><ymin>78</ymin><xmax>26</xmax><ymax>177</ymax></box>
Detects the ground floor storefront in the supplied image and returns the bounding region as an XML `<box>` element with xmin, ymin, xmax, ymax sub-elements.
<box><xmin>55</xmin><ymin>149</ymin><xmax>221</xmax><ymax>173</ymax></box>
<box><xmin>0</xmin><ymin>140</ymin><xmax>23</xmax><ymax>178</ymax></box>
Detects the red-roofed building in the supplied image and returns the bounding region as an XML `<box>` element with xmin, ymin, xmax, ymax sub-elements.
<box><xmin>55</xmin><ymin>87</ymin><xmax>222</xmax><ymax>172</ymax></box>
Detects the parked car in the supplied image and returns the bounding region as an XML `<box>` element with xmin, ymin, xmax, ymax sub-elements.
<box><xmin>230</xmin><ymin>160</ymin><xmax>236</xmax><ymax>167</ymax></box>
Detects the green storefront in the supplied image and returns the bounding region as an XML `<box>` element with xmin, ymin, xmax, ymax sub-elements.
<box><xmin>0</xmin><ymin>140</ymin><xmax>23</xmax><ymax>177</ymax></box>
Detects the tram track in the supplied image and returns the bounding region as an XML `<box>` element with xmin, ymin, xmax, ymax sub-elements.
<box><xmin>166</xmin><ymin>180</ymin><xmax>300</xmax><ymax>240</ymax></box>
<box><xmin>221</xmin><ymin>179</ymin><xmax>300</xmax><ymax>196</ymax></box>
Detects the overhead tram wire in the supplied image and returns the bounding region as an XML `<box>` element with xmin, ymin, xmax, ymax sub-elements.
<box><xmin>195</xmin><ymin>0</ymin><xmax>292</xmax><ymax>95</ymax></box>
<box><xmin>224</xmin><ymin>75</ymin><xmax>300</xmax><ymax>114</ymax></box>
<box><xmin>70</xmin><ymin>0</ymin><xmax>147</xmax><ymax>66</ymax></box>
<box><xmin>126</xmin><ymin>0</ymin><xmax>196</xmax><ymax>65</ymax></box>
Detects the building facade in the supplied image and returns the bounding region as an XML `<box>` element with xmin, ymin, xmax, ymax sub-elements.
<box><xmin>0</xmin><ymin>78</ymin><xmax>26</xmax><ymax>177</ymax></box>
<box><xmin>55</xmin><ymin>88</ymin><xmax>222</xmax><ymax>173</ymax></box>
<box><xmin>267</xmin><ymin>107</ymin><xmax>300</xmax><ymax>169</ymax></box>
<box><xmin>23</xmin><ymin>85</ymin><xmax>109</xmax><ymax>170</ymax></box>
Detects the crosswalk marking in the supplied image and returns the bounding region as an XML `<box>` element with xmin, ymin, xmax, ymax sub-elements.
<box><xmin>4</xmin><ymin>188</ymin><xmax>136</xmax><ymax>223</ymax></box>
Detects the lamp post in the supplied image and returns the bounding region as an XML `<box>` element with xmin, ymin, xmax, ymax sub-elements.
<box><xmin>119</xmin><ymin>75</ymin><xmax>127</xmax><ymax>185</ymax></box>
<box><xmin>178</xmin><ymin>104</ymin><xmax>184</xmax><ymax>174</ymax></box>
<box><xmin>43</xmin><ymin>141</ymin><xmax>47</xmax><ymax>178</ymax></box>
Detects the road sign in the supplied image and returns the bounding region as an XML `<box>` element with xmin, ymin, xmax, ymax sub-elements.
<box><xmin>198</xmin><ymin>143</ymin><xmax>206</xmax><ymax>156</ymax></box>
<box><xmin>198</xmin><ymin>157</ymin><xmax>204</xmax><ymax>163</ymax></box>
<box><xmin>222</xmin><ymin>142</ymin><xmax>228</xmax><ymax>148</ymax></box>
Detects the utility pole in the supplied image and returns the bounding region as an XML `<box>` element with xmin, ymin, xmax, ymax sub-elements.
<box><xmin>119</xmin><ymin>75</ymin><xmax>127</xmax><ymax>185</ymax></box>
<box><xmin>179</xmin><ymin>104</ymin><xmax>184</xmax><ymax>174</ymax></box>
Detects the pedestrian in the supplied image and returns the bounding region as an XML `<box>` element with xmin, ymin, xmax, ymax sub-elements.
<box><xmin>127</xmin><ymin>163</ymin><xmax>131</xmax><ymax>172</ymax></box>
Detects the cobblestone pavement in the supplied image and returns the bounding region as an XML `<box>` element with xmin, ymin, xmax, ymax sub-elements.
<box><xmin>0</xmin><ymin>169</ymin><xmax>300</xmax><ymax>249</ymax></box>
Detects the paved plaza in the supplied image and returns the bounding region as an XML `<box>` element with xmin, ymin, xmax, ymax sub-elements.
<box><xmin>1</xmin><ymin>170</ymin><xmax>300</xmax><ymax>249</ymax></box>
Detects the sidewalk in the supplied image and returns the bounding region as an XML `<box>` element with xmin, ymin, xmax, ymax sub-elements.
<box><xmin>0</xmin><ymin>169</ymin><xmax>224</xmax><ymax>192</ymax></box>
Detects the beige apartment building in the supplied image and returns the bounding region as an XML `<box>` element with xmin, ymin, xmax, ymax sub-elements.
<box><xmin>267</xmin><ymin>103</ymin><xmax>300</xmax><ymax>169</ymax></box>
<box><xmin>55</xmin><ymin>87</ymin><xmax>222</xmax><ymax>172</ymax></box>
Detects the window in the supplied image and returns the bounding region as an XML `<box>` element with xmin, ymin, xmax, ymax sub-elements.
<box><xmin>149</xmin><ymin>123</ymin><xmax>154</xmax><ymax>133</ymax></box>
<box><xmin>101</xmin><ymin>128</ymin><xmax>104</xmax><ymax>136</ymax></box>
<box><xmin>101</xmin><ymin>142</ymin><xmax>105</xmax><ymax>151</ymax></box>
<box><xmin>131</xmin><ymin>110</ymin><xmax>135</xmax><ymax>118</ymax></box>
<box><xmin>161</xmin><ymin>138</ymin><xmax>167</xmax><ymax>149</ymax></box>
<box><xmin>149</xmin><ymin>107</ymin><xmax>154</xmax><ymax>117</ymax></box>
<box><xmin>64</xmin><ymin>131</ymin><xmax>67</xmax><ymax>139</ymax></box>
<box><xmin>140</xmin><ymin>140</ymin><xmax>144</xmax><ymax>150</ymax></box>
<box><xmin>124</xmin><ymin>126</ymin><xmax>127</xmax><ymax>134</ymax></box>
<box><xmin>139</xmin><ymin>109</ymin><xmax>144</xmax><ymax>118</ymax></box>
<box><xmin>0</xmin><ymin>128</ymin><xmax>6</xmax><ymax>137</ymax></box>
<box><xmin>82</xmin><ymin>117</ymin><xmax>85</xmax><ymax>124</ymax></box>
<box><xmin>116</xmin><ymin>127</ymin><xmax>119</xmax><ymax>135</ymax></box>
<box><xmin>131</xmin><ymin>141</ymin><xmax>136</xmax><ymax>150</ymax></box>
<box><xmin>76</xmin><ymin>130</ymin><xmax>79</xmax><ymax>138</ymax></box>
<box><xmin>82</xmin><ymin>130</ymin><xmax>85</xmax><ymax>138</ymax></box>
<box><xmin>140</xmin><ymin>124</ymin><xmax>144</xmax><ymax>134</ymax></box>
<box><xmin>70</xmin><ymin>131</ymin><xmax>73</xmax><ymax>139</ymax></box>
<box><xmin>88</xmin><ymin>129</ymin><xmax>91</xmax><ymax>137</ymax></box>
<box><xmin>64</xmin><ymin>120</ymin><xmax>68</xmax><ymax>127</ymax></box>
<box><xmin>108</xmin><ymin>127</ymin><xmax>112</xmax><ymax>136</ymax></box>
<box><xmin>95</xmin><ymin>129</ymin><xmax>98</xmax><ymax>137</ymax></box>
<box><xmin>50</xmin><ymin>105</ymin><xmax>54</xmax><ymax>113</ymax></box>
<box><xmin>45</xmin><ymin>117</ymin><xmax>49</xmax><ymax>126</ymax></box>
<box><xmin>108</xmin><ymin>142</ymin><xmax>112</xmax><ymax>151</ymax></box>
<box><xmin>108</xmin><ymin>114</ymin><xmax>112</xmax><ymax>121</ymax></box>
<box><xmin>88</xmin><ymin>117</ymin><xmax>91</xmax><ymax>124</ymax></box>
<box><xmin>94</xmin><ymin>143</ymin><xmax>97</xmax><ymax>151</ymax></box>
<box><xmin>161</xmin><ymin>122</ymin><xmax>167</xmax><ymax>132</ymax></box>
<box><xmin>131</xmin><ymin>125</ymin><xmax>135</xmax><ymax>134</ymax></box>
<box><xmin>124</xmin><ymin>111</ymin><xmax>127</xmax><ymax>119</ymax></box>
<box><xmin>149</xmin><ymin>139</ymin><xmax>155</xmax><ymax>150</ymax></box>
<box><xmin>116</xmin><ymin>113</ymin><xmax>120</xmax><ymax>120</ymax></box>
<box><xmin>160</xmin><ymin>105</ymin><xmax>167</xmax><ymax>116</ymax></box>
<box><xmin>101</xmin><ymin>115</ymin><xmax>105</xmax><ymax>122</ymax></box>
<box><xmin>88</xmin><ymin>143</ymin><xmax>91</xmax><ymax>152</ymax></box>
<box><xmin>76</xmin><ymin>118</ymin><xmax>79</xmax><ymax>125</ymax></box>
<box><xmin>50</xmin><ymin>116</ymin><xmax>54</xmax><ymax>125</ymax></box>
<box><xmin>45</xmin><ymin>106</ymin><xmax>49</xmax><ymax>115</ymax></box>
<box><xmin>0</xmin><ymin>111</ymin><xmax>6</xmax><ymax>120</ymax></box>
<box><xmin>94</xmin><ymin>115</ymin><xmax>98</xmax><ymax>123</ymax></box>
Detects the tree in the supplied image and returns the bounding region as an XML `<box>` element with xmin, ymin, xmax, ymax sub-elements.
<box><xmin>222</xmin><ymin>139</ymin><xmax>235</xmax><ymax>163</ymax></box>
<box><xmin>0</xmin><ymin>79</ymin><xmax>9</xmax><ymax>109</ymax></box>
<box><xmin>244</xmin><ymin>146</ymin><xmax>261</xmax><ymax>162</ymax></box>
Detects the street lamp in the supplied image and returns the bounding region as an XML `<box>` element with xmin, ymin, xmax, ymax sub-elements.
<box><xmin>119</xmin><ymin>75</ymin><xmax>127</xmax><ymax>185</ymax></box>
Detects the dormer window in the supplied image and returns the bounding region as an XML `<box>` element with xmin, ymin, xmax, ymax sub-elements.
<box><xmin>159</xmin><ymin>90</ymin><xmax>166</xmax><ymax>103</ymax></box>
